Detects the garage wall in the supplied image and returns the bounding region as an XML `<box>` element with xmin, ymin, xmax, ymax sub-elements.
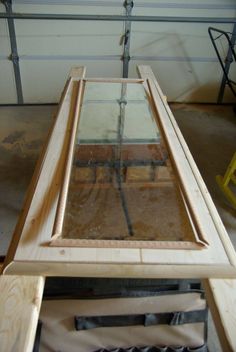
<box><xmin>16</xmin><ymin>19</ymin><xmax>124</xmax><ymax>103</ymax></box>
<box><xmin>0</xmin><ymin>0</ymin><xmax>236</xmax><ymax>104</ymax></box>
<box><xmin>130</xmin><ymin>21</ymin><xmax>235</xmax><ymax>102</ymax></box>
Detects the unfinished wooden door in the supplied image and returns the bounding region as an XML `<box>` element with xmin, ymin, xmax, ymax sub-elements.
<box><xmin>3</xmin><ymin>66</ymin><xmax>236</xmax><ymax>278</ymax></box>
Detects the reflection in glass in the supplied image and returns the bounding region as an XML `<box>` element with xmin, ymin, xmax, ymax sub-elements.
<box><xmin>59</xmin><ymin>82</ymin><xmax>198</xmax><ymax>246</ymax></box>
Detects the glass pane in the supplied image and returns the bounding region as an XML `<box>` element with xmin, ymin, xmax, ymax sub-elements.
<box><xmin>60</xmin><ymin>82</ymin><xmax>196</xmax><ymax>244</ymax></box>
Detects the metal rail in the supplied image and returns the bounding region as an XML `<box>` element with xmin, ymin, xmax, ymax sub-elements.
<box><xmin>122</xmin><ymin>0</ymin><xmax>133</xmax><ymax>78</ymax></box>
<box><xmin>216</xmin><ymin>24</ymin><xmax>236</xmax><ymax>103</ymax></box>
<box><xmin>2</xmin><ymin>1</ymin><xmax>23</xmax><ymax>104</ymax></box>
<box><xmin>1</xmin><ymin>1</ymin><xmax>236</xmax><ymax>105</ymax></box>
<box><xmin>115</xmin><ymin>82</ymin><xmax>134</xmax><ymax>236</ymax></box>
<box><xmin>75</xmin><ymin>160</ymin><xmax>165</xmax><ymax>168</ymax></box>
<box><xmin>0</xmin><ymin>13</ymin><xmax>236</xmax><ymax>23</ymax></box>
<box><xmin>208</xmin><ymin>27</ymin><xmax>236</xmax><ymax>102</ymax></box>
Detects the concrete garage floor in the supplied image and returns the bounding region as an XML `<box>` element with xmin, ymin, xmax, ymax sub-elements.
<box><xmin>0</xmin><ymin>103</ymin><xmax>236</xmax><ymax>351</ymax></box>
<box><xmin>173</xmin><ymin>104</ymin><xmax>236</xmax><ymax>246</ymax></box>
<box><xmin>0</xmin><ymin>105</ymin><xmax>56</xmax><ymax>257</ymax></box>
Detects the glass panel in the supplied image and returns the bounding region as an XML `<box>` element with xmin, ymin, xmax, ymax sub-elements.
<box><xmin>61</xmin><ymin>82</ymin><xmax>196</xmax><ymax>243</ymax></box>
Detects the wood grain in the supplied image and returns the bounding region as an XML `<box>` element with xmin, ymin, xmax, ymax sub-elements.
<box><xmin>53</xmin><ymin>78</ymin><xmax>85</xmax><ymax>237</ymax></box>
<box><xmin>0</xmin><ymin>275</ymin><xmax>44</xmax><ymax>352</ymax></box>
<box><xmin>204</xmin><ymin>279</ymin><xmax>236</xmax><ymax>352</ymax></box>
<box><xmin>85</xmin><ymin>78</ymin><xmax>144</xmax><ymax>83</ymax></box>
<box><xmin>5</xmin><ymin>261</ymin><xmax>236</xmax><ymax>279</ymax></box>
<box><xmin>3</xmin><ymin>66</ymin><xmax>236</xmax><ymax>278</ymax></box>
<box><xmin>138</xmin><ymin>65</ymin><xmax>236</xmax><ymax>265</ymax></box>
